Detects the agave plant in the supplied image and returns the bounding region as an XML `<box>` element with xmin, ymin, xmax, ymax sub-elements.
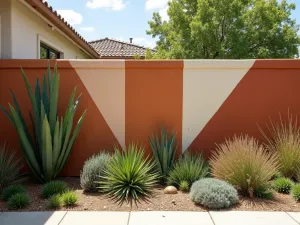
<box><xmin>0</xmin><ymin>143</ymin><xmax>26</xmax><ymax>191</ymax></box>
<box><xmin>149</xmin><ymin>126</ymin><xmax>177</xmax><ymax>182</ymax></box>
<box><xmin>98</xmin><ymin>143</ymin><xmax>159</xmax><ymax>206</ymax></box>
<box><xmin>0</xmin><ymin>64</ymin><xmax>86</xmax><ymax>183</ymax></box>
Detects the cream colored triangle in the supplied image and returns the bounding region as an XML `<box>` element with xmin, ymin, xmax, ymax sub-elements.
<box><xmin>69</xmin><ymin>60</ymin><xmax>125</xmax><ymax>149</ymax></box>
<box><xmin>182</xmin><ymin>60</ymin><xmax>255</xmax><ymax>153</ymax></box>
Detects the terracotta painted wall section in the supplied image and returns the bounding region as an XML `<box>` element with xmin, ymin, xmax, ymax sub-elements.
<box><xmin>1</xmin><ymin>59</ymin><xmax>300</xmax><ymax>176</ymax></box>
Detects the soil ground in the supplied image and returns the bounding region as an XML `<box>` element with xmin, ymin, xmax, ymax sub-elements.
<box><xmin>1</xmin><ymin>177</ymin><xmax>300</xmax><ymax>212</ymax></box>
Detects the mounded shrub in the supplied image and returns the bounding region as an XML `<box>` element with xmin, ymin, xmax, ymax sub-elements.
<box><xmin>7</xmin><ymin>193</ymin><xmax>30</xmax><ymax>210</ymax></box>
<box><xmin>210</xmin><ymin>135</ymin><xmax>278</xmax><ymax>198</ymax></box>
<box><xmin>167</xmin><ymin>153</ymin><xmax>209</xmax><ymax>189</ymax></box>
<box><xmin>47</xmin><ymin>194</ymin><xmax>62</xmax><ymax>209</ymax></box>
<box><xmin>190</xmin><ymin>178</ymin><xmax>238</xmax><ymax>209</ymax></box>
<box><xmin>291</xmin><ymin>184</ymin><xmax>300</xmax><ymax>201</ymax></box>
<box><xmin>41</xmin><ymin>181</ymin><xmax>68</xmax><ymax>199</ymax></box>
<box><xmin>80</xmin><ymin>152</ymin><xmax>111</xmax><ymax>192</ymax></box>
<box><xmin>0</xmin><ymin>144</ymin><xmax>26</xmax><ymax>191</ymax></box>
<box><xmin>99</xmin><ymin>143</ymin><xmax>159</xmax><ymax>205</ymax></box>
<box><xmin>272</xmin><ymin>177</ymin><xmax>294</xmax><ymax>194</ymax></box>
<box><xmin>1</xmin><ymin>184</ymin><xmax>26</xmax><ymax>201</ymax></box>
<box><xmin>61</xmin><ymin>190</ymin><xmax>78</xmax><ymax>206</ymax></box>
<box><xmin>259</xmin><ymin>114</ymin><xmax>300</xmax><ymax>179</ymax></box>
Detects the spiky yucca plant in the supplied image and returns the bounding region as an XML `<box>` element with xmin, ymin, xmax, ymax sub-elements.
<box><xmin>0</xmin><ymin>64</ymin><xmax>86</xmax><ymax>183</ymax></box>
<box><xmin>0</xmin><ymin>143</ymin><xmax>26</xmax><ymax>191</ymax></box>
<box><xmin>98</xmin><ymin>144</ymin><xmax>159</xmax><ymax>206</ymax></box>
<box><xmin>210</xmin><ymin>135</ymin><xmax>278</xmax><ymax>198</ymax></box>
<box><xmin>149</xmin><ymin>126</ymin><xmax>177</xmax><ymax>182</ymax></box>
<box><xmin>259</xmin><ymin>113</ymin><xmax>300</xmax><ymax>179</ymax></box>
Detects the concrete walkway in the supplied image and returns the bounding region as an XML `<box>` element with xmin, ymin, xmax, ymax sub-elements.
<box><xmin>0</xmin><ymin>211</ymin><xmax>300</xmax><ymax>225</ymax></box>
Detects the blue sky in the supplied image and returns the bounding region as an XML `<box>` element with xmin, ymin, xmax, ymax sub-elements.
<box><xmin>45</xmin><ymin>0</ymin><xmax>300</xmax><ymax>48</ymax></box>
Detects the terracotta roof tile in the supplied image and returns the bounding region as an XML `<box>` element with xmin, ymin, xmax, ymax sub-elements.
<box><xmin>89</xmin><ymin>38</ymin><xmax>155</xmax><ymax>58</ymax></box>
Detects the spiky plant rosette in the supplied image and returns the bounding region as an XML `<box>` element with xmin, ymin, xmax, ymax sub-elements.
<box><xmin>98</xmin><ymin>144</ymin><xmax>159</xmax><ymax>206</ymax></box>
<box><xmin>0</xmin><ymin>64</ymin><xmax>86</xmax><ymax>183</ymax></box>
<box><xmin>0</xmin><ymin>143</ymin><xmax>26</xmax><ymax>191</ymax></box>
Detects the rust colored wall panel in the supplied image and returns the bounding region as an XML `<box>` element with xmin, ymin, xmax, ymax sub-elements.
<box><xmin>125</xmin><ymin>60</ymin><xmax>184</xmax><ymax>155</ymax></box>
<box><xmin>189</xmin><ymin>60</ymin><xmax>300</xmax><ymax>157</ymax></box>
<box><xmin>0</xmin><ymin>60</ymin><xmax>118</xmax><ymax>176</ymax></box>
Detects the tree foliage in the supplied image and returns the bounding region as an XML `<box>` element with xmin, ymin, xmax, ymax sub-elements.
<box><xmin>147</xmin><ymin>0</ymin><xmax>300</xmax><ymax>59</ymax></box>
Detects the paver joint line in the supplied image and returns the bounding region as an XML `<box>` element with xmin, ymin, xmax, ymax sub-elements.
<box><xmin>208</xmin><ymin>211</ymin><xmax>216</xmax><ymax>225</ymax></box>
<box><xmin>286</xmin><ymin>212</ymin><xmax>300</xmax><ymax>225</ymax></box>
<box><xmin>127</xmin><ymin>211</ymin><xmax>131</xmax><ymax>225</ymax></box>
<box><xmin>58</xmin><ymin>211</ymin><xmax>68</xmax><ymax>225</ymax></box>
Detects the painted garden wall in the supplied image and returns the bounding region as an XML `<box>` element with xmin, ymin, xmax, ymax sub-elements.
<box><xmin>0</xmin><ymin>59</ymin><xmax>300</xmax><ymax>176</ymax></box>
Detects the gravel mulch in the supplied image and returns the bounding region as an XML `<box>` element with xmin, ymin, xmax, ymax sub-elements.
<box><xmin>1</xmin><ymin>177</ymin><xmax>300</xmax><ymax>212</ymax></box>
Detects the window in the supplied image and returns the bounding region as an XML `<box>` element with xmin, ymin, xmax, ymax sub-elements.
<box><xmin>40</xmin><ymin>43</ymin><xmax>60</xmax><ymax>59</ymax></box>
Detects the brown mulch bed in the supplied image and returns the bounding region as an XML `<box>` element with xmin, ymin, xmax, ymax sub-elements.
<box><xmin>1</xmin><ymin>177</ymin><xmax>300</xmax><ymax>212</ymax></box>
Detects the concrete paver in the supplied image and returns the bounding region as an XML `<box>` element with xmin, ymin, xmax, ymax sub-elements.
<box><xmin>59</xmin><ymin>211</ymin><xmax>130</xmax><ymax>225</ymax></box>
<box><xmin>287</xmin><ymin>212</ymin><xmax>300</xmax><ymax>224</ymax></box>
<box><xmin>210</xmin><ymin>211</ymin><xmax>299</xmax><ymax>225</ymax></box>
<box><xmin>0</xmin><ymin>211</ymin><xmax>67</xmax><ymax>225</ymax></box>
<box><xmin>128</xmin><ymin>211</ymin><xmax>214</xmax><ymax>225</ymax></box>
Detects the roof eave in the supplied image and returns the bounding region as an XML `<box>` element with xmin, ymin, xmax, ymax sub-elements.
<box><xmin>24</xmin><ymin>0</ymin><xmax>100</xmax><ymax>58</ymax></box>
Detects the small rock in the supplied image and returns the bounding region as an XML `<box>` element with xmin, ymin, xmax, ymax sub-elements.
<box><xmin>84</xmin><ymin>207</ymin><xmax>88</xmax><ymax>210</ymax></box>
<box><xmin>147</xmin><ymin>208</ymin><xmax>150</xmax><ymax>211</ymax></box>
<box><xmin>103</xmin><ymin>206</ymin><xmax>107</xmax><ymax>209</ymax></box>
<box><xmin>164</xmin><ymin>186</ymin><xmax>178</xmax><ymax>194</ymax></box>
<box><xmin>171</xmin><ymin>199</ymin><xmax>176</xmax><ymax>205</ymax></box>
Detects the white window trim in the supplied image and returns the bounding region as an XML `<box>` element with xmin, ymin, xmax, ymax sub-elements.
<box><xmin>37</xmin><ymin>34</ymin><xmax>64</xmax><ymax>59</ymax></box>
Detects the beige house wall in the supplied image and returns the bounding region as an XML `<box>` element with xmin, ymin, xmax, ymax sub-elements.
<box><xmin>2</xmin><ymin>0</ymin><xmax>92</xmax><ymax>59</ymax></box>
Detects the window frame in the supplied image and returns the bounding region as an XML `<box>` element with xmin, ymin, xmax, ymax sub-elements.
<box><xmin>40</xmin><ymin>43</ymin><xmax>60</xmax><ymax>59</ymax></box>
<box><xmin>37</xmin><ymin>34</ymin><xmax>64</xmax><ymax>59</ymax></box>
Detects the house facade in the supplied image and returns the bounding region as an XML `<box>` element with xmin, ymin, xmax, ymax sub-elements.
<box><xmin>0</xmin><ymin>0</ymin><xmax>99</xmax><ymax>59</ymax></box>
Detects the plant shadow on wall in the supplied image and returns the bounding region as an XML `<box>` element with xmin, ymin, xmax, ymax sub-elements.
<box><xmin>0</xmin><ymin>64</ymin><xmax>87</xmax><ymax>183</ymax></box>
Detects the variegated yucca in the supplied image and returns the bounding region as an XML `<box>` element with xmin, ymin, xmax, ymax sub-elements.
<box><xmin>0</xmin><ymin>64</ymin><xmax>86</xmax><ymax>183</ymax></box>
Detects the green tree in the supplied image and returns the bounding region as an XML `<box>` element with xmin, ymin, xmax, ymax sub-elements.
<box><xmin>147</xmin><ymin>0</ymin><xmax>300</xmax><ymax>59</ymax></box>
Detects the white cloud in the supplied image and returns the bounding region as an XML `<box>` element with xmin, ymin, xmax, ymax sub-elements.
<box><xmin>57</xmin><ymin>10</ymin><xmax>83</xmax><ymax>25</ymax></box>
<box><xmin>132</xmin><ymin>37</ymin><xmax>156</xmax><ymax>48</ymax></box>
<box><xmin>145</xmin><ymin>0</ymin><xmax>170</xmax><ymax>21</ymax></box>
<box><xmin>86</xmin><ymin>0</ymin><xmax>126</xmax><ymax>10</ymax></box>
<box><xmin>145</xmin><ymin>0</ymin><xmax>168</xmax><ymax>10</ymax></box>
<box><xmin>80</xmin><ymin>26</ymin><xmax>96</xmax><ymax>32</ymax></box>
<box><xmin>159</xmin><ymin>6</ymin><xmax>169</xmax><ymax>21</ymax></box>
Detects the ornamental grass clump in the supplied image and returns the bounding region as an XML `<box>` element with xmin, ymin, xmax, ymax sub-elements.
<box><xmin>7</xmin><ymin>193</ymin><xmax>30</xmax><ymax>210</ymax></box>
<box><xmin>41</xmin><ymin>181</ymin><xmax>68</xmax><ymax>199</ymax></box>
<box><xmin>210</xmin><ymin>135</ymin><xmax>278</xmax><ymax>198</ymax></box>
<box><xmin>80</xmin><ymin>152</ymin><xmax>111</xmax><ymax>192</ymax></box>
<box><xmin>167</xmin><ymin>153</ymin><xmax>209</xmax><ymax>189</ymax></box>
<box><xmin>272</xmin><ymin>177</ymin><xmax>294</xmax><ymax>194</ymax></box>
<box><xmin>149</xmin><ymin>126</ymin><xmax>178</xmax><ymax>182</ymax></box>
<box><xmin>259</xmin><ymin>113</ymin><xmax>300</xmax><ymax>179</ymax></box>
<box><xmin>1</xmin><ymin>184</ymin><xmax>26</xmax><ymax>201</ymax></box>
<box><xmin>0</xmin><ymin>64</ymin><xmax>86</xmax><ymax>183</ymax></box>
<box><xmin>0</xmin><ymin>143</ymin><xmax>26</xmax><ymax>191</ymax></box>
<box><xmin>291</xmin><ymin>184</ymin><xmax>300</xmax><ymax>201</ymax></box>
<box><xmin>98</xmin><ymin>143</ymin><xmax>159</xmax><ymax>206</ymax></box>
<box><xmin>190</xmin><ymin>178</ymin><xmax>238</xmax><ymax>209</ymax></box>
<box><xmin>47</xmin><ymin>194</ymin><xmax>62</xmax><ymax>209</ymax></box>
<box><xmin>61</xmin><ymin>190</ymin><xmax>78</xmax><ymax>206</ymax></box>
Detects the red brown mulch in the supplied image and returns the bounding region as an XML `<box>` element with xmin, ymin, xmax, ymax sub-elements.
<box><xmin>1</xmin><ymin>177</ymin><xmax>300</xmax><ymax>212</ymax></box>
